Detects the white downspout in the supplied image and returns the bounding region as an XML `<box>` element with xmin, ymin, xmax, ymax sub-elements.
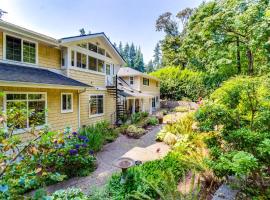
<box><xmin>78</xmin><ymin>88</ymin><xmax>87</xmax><ymax>128</ymax></box>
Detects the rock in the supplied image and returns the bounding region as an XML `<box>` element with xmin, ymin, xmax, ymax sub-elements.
<box><xmin>212</xmin><ymin>184</ymin><xmax>239</xmax><ymax>200</ymax></box>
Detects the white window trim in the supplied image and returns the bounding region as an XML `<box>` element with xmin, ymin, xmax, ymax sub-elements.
<box><xmin>3</xmin><ymin>91</ymin><xmax>47</xmax><ymax>134</ymax></box>
<box><xmin>89</xmin><ymin>94</ymin><xmax>105</xmax><ymax>118</ymax></box>
<box><xmin>61</xmin><ymin>93</ymin><xmax>73</xmax><ymax>113</ymax></box>
<box><xmin>3</xmin><ymin>32</ymin><xmax>39</xmax><ymax>65</ymax></box>
<box><xmin>129</xmin><ymin>76</ymin><xmax>134</xmax><ymax>85</ymax></box>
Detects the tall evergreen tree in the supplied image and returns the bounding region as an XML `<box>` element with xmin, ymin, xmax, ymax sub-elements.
<box><xmin>123</xmin><ymin>43</ymin><xmax>130</xmax><ymax>66</ymax></box>
<box><xmin>129</xmin><ymin>43</ymin><xmax>136</xmax><ymax>67</ymax></box>
<box><xmin>134</xmin><ymin>47</ymin><xmax>144</xmax><ymax>72</ymax></box>
<box><xmin>118</xmin><ymin>42</ymin><xmax>124</xmax><ymax>56</ymax></box>
<box><xmin>153</xmin><ymin>43</ymin><xmax>161</xmax><ymax>69</ymax></box>
<box><xmin>145</xmin><ymin>60</ymin><xmax>154</xmax><ymax>73</ymax></box>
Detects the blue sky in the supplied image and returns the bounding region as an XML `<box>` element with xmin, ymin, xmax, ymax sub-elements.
<box><xmin>0</xmin><ymin>0</ymin><xmax>203</xmax><ymax>63</ymax></box>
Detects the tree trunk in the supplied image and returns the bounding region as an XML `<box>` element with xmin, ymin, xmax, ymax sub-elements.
<box><xmin>247</xmin><ymin>48</ymin><xmax>254</xmax><ymax>75</ymax></box>
<box><xmin>236</xmin><ymin>37</ymin><xmax>241</xmax><ymax>74</ymax></box>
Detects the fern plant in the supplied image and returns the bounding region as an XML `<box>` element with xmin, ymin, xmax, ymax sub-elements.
<box><xmin>128</xmin><ymin>171</ymin><xmax>201</xmax><ymax>200</ymax></box>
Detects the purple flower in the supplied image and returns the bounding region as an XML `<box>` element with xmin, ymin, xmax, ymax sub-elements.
<box><xmin>81</xmin><ymin>143</ymin><xmax>88</xmax><ymax>148</ymax></box>
<box><xmin>89</xmin><ymin>150</ymin><xmax>94</xmax><ymax>155</ymax></box>
<box><xmin>68</xmin><ymin>136</ymin><xmax>71</xmax><ymax>139</ymax></box>
<box><xmin>72</xmin><ymin>132</ymin><xmax>77</xmax><ymax>136</ymax></box>
<box><xmin>75</xmin><ymin>144</ymin><xmax>80</xmax><ymax>149</ymax></box>
<box><xmin>78</xmin><ymin>135</ymin><xmax>88</xmax><ymax>141</ymax></box>
<box><xmin>69</xmin><ymin>149</ymin><xmax>78</xmax><ymax>155</ymax></box>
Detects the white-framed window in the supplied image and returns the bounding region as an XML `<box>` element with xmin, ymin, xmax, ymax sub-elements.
<box><xmin>130</xmin><ymin>76</ymin><xmax>134</xmax><ymax>85</ymax></box>
<box><xmin>143</xmin><ymin>78</ymin><xmax>149</xmax><ymax>86</ymax></box>
<box><xmin>71</xmin><ymin>50</ymin><xmax>75</xmax><ymax>66</ymax></box>
<box><xmin>106</xmin><ymin>64</ymin><xmax>111</xmax><ymax>75</ymax></box>
<box><xmin>89</xmin><ymin>95</ymin><xmax>104</xmax><ymax>117</ymax></box>
<box><xmin>61</xmin><ymin>93</ymin><xmax>73</xmax><ymax>113</ymax></box>
<box><xmin>152</xmin><ymin>97</ymin><xmax>156</xmax><ymax>108</ymax></box>
<box><xmin>4</xmin><ymin>34</ymin><xmax>37</xmax><ymax>64</ymax></box>
<box><xmin>4</xmin><ymin>92</ymin><xmax>47</xmax><ymax>132</ymax></box>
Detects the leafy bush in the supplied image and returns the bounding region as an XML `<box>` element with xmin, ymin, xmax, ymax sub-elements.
<box><xmin>93</xmin><ymin>152</ymin><xmax>189</xmax><ymax>200</ymax></box>
<box><xmin>79</xmin><ymin>121</ymin><xmax>118</xmax><ymax>151</ymax></box>
<box><xmin>0</xmin><ymin>130</ymin><xmax>96</xmax><ymax>198</ymax></box>
<box><xmin>150</xmin><ymin>67</ymin><xmax>207</xmax><ymax>101</ymax></box>
<box><xmin>126</xmin><ymin>125</ymin><xmax>146</xmax><ymax>139</ymax></box>
<box><xmin>146</xmin><ymin>117</ymin><xmax>159</xmax><ymax>126</ymax></box>
<box><xmin>130</xmin><ymin>112</ymin><xmax>149</xmax><ymax>124</ymax></box>
<box><xmin>163</xmin><ymin>132</ymin><xmax>177</xmax><ymax>145</ymax></box>
<box><xmin>195</xmin><ymin>76</ymin><xmax>270</xmax><ymax>197</ymax></box>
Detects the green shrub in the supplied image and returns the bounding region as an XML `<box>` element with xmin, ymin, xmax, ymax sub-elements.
<box><xmin>150</xmin><ymin>67</ymin><xmax>207</xmax><ymax>101</ymax></box>
<box><xmin>173</xmin><ymin>106</ymin><xmax>189</xmax><ymax>112</ymax></box>
<box><xmin>126</xmin><ymin>125</ymin><xmax>146</xmax><ymax>139</ymax></box>
<box><xmin>146</xmin><ymin>117</ymin><xmax>159</xmax><ymax>126</ymax></box>
<box><xmin>79</xmin><ymin>121</ymin><xmax>118</xmax><ymax>151</ymax></box>
<box><xmin>0</xmin><ymin>130</ymin><xmax>96</xmax><ymax>197</ymax></box>
<box><xmin>50</xmin><ymin>188</ymin><xmax>88</xmax><ymax>200</ymax></box>
<box><xmin>131</xmin><ymin>112</ymin><xmax>143</xmax><ymax>124</ymax></box>
<box><xmin>102</xmin><ymin>152</ymin><xmax>189</xmax><ymax>200</ymax></box>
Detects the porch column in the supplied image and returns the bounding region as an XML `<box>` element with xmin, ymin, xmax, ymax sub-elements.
<box><xmin>132</xmin><ymin>98</ymin><xmax>136</xmax><ymax>114</ymax></box>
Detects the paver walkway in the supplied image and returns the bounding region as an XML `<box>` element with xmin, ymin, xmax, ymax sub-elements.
<box><xmin>45</xmin><ymin>125</ymin><xmax>165</xmax><ymax>194</ymax></box>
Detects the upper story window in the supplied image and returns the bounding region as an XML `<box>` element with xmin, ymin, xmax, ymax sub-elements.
<box><xmin>106</xmin><ymin>64</ymin><xmax>111</xmax><ymax>75</ymax></box>
<box><xmin>78</xmin><ymin>43</ymin><xmax>87</xmax><ymax>49</ymax></box>
<box><xmin>156</xmin><ymin>81</ymin><xmax>159</xmax><ymax>87</ymax></box>
<box><xmin>98</xmin><ymin>60</ymin><xmax>104</xmax><ymax>73</ymax></box>
<box><xmin>76</xmin><ymin>52</ymin><xmax>87</xmax><ymax>69</ymax></box>
<box><xmin>6</xmin><ymin>35</ymin><xmax>36</xmax><ymax>64</ymax></box>
<box><xmin>97</xmin><ymin>47</ymin><xmax>105</xmax><ymax>56</ymax></box>
<box><xmin>106</xmin><ymin>52</ymin><xmax>112</xmax><ymax>58</ymax></box>
<box><xmin>88</xmin><ymin>56</ymin><xmax>97</xmax><ymax>71</ymax></box>
<box><xmin>71</xmin><ymin>51</ymin><xmax>75</xmax><ymax>66</ymax></box>
<box><xmin>130</xmin><ymin>76</ymin><xmax>134</xmax><ymax>85</ymax></box>
<box><xmin>143</xmin><ymin>78</ymin><xmax>149</xmax><ymax>86</ymax></box>
<box><xmin>88</xmin><ymin>43</ymin><xmax>97</xmax><ymax>53</ymax></box>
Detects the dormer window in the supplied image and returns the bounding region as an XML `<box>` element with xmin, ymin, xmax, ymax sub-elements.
<box><xmin>5</xmin><ymin>35</ymin><xmax>37</xmax><ymax>64</ymax></box>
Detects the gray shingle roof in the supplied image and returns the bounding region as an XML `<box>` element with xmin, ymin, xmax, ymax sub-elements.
<box><xmin>0</xmin><ymin>62</ymin><xmax>90</xmax><ymax>88</ymax></box>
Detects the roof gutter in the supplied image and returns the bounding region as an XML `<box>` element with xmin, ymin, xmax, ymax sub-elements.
<box><xmin>0</xmin><ymin>80</ymin><xmax>90</xmax><ymax>90</ymax></box>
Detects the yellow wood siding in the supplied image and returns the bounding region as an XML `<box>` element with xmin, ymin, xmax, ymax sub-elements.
<box><xmin>79</xmin><ymin>88</ymin><xmax>116</xmax><ymax>126</ymax></box>
<box><xmin>68</xmin><ymin>69</ymin><xmax>105</xmax><ymax>87</ymax></box>
<box><xmin>0</xmin><ymin>87</ymin><xmax>79</xmax><ymax>141</ymax></box>
<box><xmin>140</xmin><ymin>77</ymin><xmax>160</xmax><ymax>94</ymax></box>
<box><xmin>38</xmin><ymin>43</ymin><xmax>61</xmax><ymax>69</ymax></box>
<box><xmin>0</xmin><ymin>32</ymin><xmax>3</xmax><ymax>59</ymax></box>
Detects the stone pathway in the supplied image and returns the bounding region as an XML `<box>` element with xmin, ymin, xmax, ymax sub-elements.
<box><xmin>45</xmin><ymin>125</ymin><xmax>166</xmax><ymax>194</ymax></box>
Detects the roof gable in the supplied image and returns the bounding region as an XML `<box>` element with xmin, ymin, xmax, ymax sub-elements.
<box><xmin>60</xmin><ymin>33</ymin><xmax>125</xmax><ymax>65</ymax></box>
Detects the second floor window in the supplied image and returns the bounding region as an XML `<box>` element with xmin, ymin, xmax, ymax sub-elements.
<box><xmin>130</xmin><ymin>77</ymin><xmax>134</xmax><ymax>85</ymax></box>
<box><xmin>143</xmin><ymin>78</ymin><xmax>149</xmax><ymax>86</ymax></box>
<box><xmin>76</xmin><ymin>52</ymin><xmax>87</xmax><ymax>69</ymax></box>
<box><xmin>6</xmin><ymin>35</ymin><xmax>36</xmax><ymax>64</ymax></box>
<box><xmin>71</xmin><ymin>51</ymin><xmax>75</xmax><ymax>66</ymax></box>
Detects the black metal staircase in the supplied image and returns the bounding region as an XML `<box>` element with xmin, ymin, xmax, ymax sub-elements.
<box><xmin>106</xmin><ymin>75</ymin><xmax>126</xmax><ymax>125</ymax></box>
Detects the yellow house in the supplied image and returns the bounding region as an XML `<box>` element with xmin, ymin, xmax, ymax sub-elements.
<box><xmin>0</xmin><ymin>20</ymin><xmax>126</xmax><ymax>139</ymax></box>
<box><xmin>117</xmin><ymin>67</ymin><xmax>160</xmax><ymax>116</ymax></box>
